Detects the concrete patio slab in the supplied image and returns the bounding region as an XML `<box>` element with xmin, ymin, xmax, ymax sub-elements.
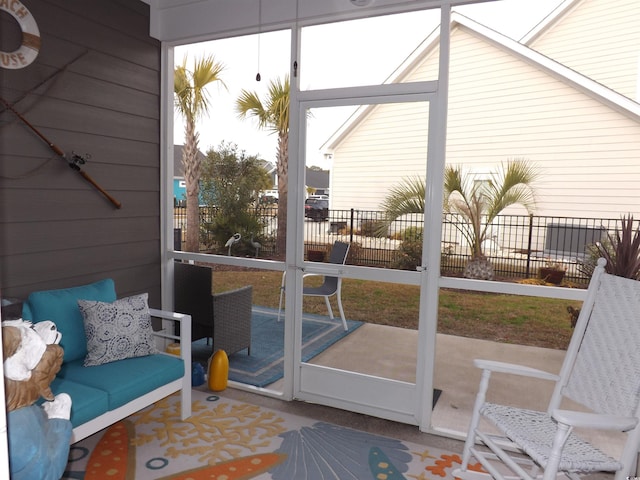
<box><xmin>308</xmin><ymin>324</ymin><xmax>627</xmax><ymax>459</ymax></box>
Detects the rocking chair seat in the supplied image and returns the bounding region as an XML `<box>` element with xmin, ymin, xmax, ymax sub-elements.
<box><xmin>481</xmin><ymin>403</ymin><xmax>622</xmax><ymax>472</ymax></box>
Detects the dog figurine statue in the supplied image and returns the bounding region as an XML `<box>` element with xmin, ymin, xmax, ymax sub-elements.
<box><xmin>2</xmin><ymin>319</ymin><xmax>72</xmax><ymax>480</ymax></box>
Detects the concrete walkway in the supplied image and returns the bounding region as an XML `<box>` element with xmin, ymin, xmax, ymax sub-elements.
<box><xmin>308</xmin><ymin>324</ymin><xmax>626</xmax><ymax>459</ymax></box>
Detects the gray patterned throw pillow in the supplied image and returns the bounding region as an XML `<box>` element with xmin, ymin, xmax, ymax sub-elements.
<box><xmin>78</xmin><ymin>293</ymin><xmax>158</xmax><ymax>367</ymax></box>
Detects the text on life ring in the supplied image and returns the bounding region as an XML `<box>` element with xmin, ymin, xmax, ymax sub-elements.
<box><xmin>0</xmin><ymin>0</ymin><xmax>40</xmax><ymax>69</ymax></box>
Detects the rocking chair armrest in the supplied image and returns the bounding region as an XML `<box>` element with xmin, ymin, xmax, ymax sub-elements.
<box><xmin>474</xmin><ymin>359</ymin><xmax>560</xmax><ymax>381</ymax></box>
<box><xmin>552</xmin><ymin>409</ymin><xmax>638</xmax><ymax>432</ymax></box>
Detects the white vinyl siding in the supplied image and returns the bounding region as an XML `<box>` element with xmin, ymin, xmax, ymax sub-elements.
<box><xmin>331</xmin><ymin>22</ymin><xmax>640</xmax><ymax>220</ymax></box>
<box><xmin>331</xmin><ymin>102</ymin><xmax>430</xmax><ymax>211</ymax></box>
<box><xmin>530</xmin><ymin>0</ymin><xmax>640</xmax><ymax>101</ymax></box>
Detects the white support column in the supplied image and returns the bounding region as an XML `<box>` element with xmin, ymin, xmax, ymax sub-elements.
<box><xmin>419</xmin><ymin>3</ymin><xmax>452</xmax><ymax>433</ymax></box>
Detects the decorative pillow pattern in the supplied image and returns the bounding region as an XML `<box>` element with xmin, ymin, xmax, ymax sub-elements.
<box><xmin>78</xmin><ymin>293</ymin><xmax>158</xmax><ymax>367</ymax></box>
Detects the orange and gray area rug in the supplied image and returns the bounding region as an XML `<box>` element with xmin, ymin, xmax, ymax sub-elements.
<box><xmin>62</xmin><ymin>389</ymin><xmax>483</xmax><ymax>479</ymax></box>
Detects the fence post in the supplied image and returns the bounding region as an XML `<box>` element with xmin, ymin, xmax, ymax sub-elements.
<box><xmin>350</xmin><ymin>208</ymin><xmax>355</xmax><ymax>244</ymax></box>
<box><xmin>526</xmin><ymin>214</ymin><xmax>534</xmax><ymax>278</ymax></box>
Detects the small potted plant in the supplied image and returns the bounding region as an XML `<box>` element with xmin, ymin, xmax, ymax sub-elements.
<box><xmin>538</xmin><ymin>260</ymin><xmax>566</xmax><ymax>285</ymax></box>
<box><xmin>307</xmin><ymin>249</ymin><xmax>325</xmax><ymax>262</ymax></box>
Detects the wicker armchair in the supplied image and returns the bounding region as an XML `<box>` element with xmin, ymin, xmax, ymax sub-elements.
<box><xmin>174</xmin><ymin>262</ymin><xmax>252</xmax><ymax>356</ymax></box>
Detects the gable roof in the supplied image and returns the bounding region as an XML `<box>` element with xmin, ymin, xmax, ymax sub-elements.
<box><xmin>523</xmin><ymin>0</ymin><xmax>640</xmax><ymax>102</ymax></box>
<box><xmin>452</xmin><ymin>13</ymin><xmax>640</xmax><ymax>118</ymax></box>
<box><xmin>323</xmin><ymin>10</ymin><xmax>640</xmax><ymax>153</ymax></box>
<box><xmin>520</xmin><ymin>0</ymin><xmax>581</xmax><ymax>44</ymax></box>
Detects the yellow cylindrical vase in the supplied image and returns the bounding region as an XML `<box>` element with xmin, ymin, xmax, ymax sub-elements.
<box><xmin>208</xmin><ymin>349</ymin><xmax>229</xmax><ymax>391</ymax></box>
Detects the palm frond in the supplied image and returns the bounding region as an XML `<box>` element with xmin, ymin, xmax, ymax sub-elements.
<box><xmin>486</xmin><ymin>159</ymin><xmax>539</xmax><ymax>220</ymax></box>
<box><xmin>382</xmin><ymin>158</ymin><xmax>539</xmax><ymax>258</ymax></box>
<box><xmin>174</xmin><ymin>54</ymin><xmax>225</xmax><ymax>123</ymax></box>
<box><xmin>235</xmin><ymin>75</ymin><xmax>290</xmax><ymax>134</ymax></box>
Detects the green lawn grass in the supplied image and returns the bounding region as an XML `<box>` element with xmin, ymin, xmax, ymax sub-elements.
<box><xmin>212</xmin><ymin>268</ymin><xmax>579</xmax><ymax>350</ymax></box>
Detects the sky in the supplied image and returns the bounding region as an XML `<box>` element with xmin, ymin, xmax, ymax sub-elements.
<box><xmin>174</xmin><ymin>0</ymin><xmax>563</xmax><ymax>170</ymax></box>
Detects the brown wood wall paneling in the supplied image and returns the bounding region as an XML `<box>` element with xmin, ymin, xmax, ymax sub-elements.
<box><xmin>4</xmin><ymin>217</ymin><xmax>159</xmax><ymax>257</ymax></box>
<box><xmin>0</xmin><ymin>161</ymin><xmax>160</xmax><ymax>197</ymax></box>
<box><xmin>3</xmin><ymin>95</ymin><xmax>158</xmax><ymax>143</ymax></box>
<box><xmin>0</xmin><ymin>188</ymin><xmax>159</xmax><ymax>222</ymax></box>
<box><xmin>1</xmin><ymin>127</ymin><xmax>160</xmax><ymax>170</ymax></box>
<box><xmin>1</xmin><ymin>0</ymin><xmax>162</xmax><ymax>306</ymax></box>
<box><xmin>3</xmin><ymin>241</ymin><xmax>160</xmax><ymax>296</ymax></box>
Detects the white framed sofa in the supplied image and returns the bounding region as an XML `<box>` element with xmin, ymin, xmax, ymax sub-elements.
<box><xmin>21</xmin><ymin>279</ymin><xmax>192</xmax><ymax>443</ymax></box>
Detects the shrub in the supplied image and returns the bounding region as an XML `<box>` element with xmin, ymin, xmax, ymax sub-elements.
<box><xmin>359</xmin><ymin>220</ymin><xmax>386</xmax><ymax>237</ymax></box>
<box><xmin>393</xmin><ymin>229</ymin><xmax>423</xmax><ymax>270</ymax></box>
<box><xmin>579</xmin><ymin>214</ymin><xmax>640</xmax><ymax>280</ymax></box>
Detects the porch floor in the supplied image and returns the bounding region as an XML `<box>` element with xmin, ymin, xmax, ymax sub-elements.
<box><xmin>250</xmin><ymin>323</ymin><xmax>626</xmax><ymax>461</ymax></box>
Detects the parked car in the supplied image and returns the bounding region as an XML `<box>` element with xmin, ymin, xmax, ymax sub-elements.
<box><xmin>305</xmin><ymin>197</ymin><xmax>329</xmax><ymax>221</ymax></box>
<box><xmin>259</xmin><ymin>194</ymin><xmax>278</xmax><ymax>205</ymax></box>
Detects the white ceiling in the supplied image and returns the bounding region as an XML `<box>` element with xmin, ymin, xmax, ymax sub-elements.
<box><xmin>141</xmin><ymin>0</ymin><xmax>497</xmax><ymax>42</ymax></box>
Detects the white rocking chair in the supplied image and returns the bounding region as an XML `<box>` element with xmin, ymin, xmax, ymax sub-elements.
<box><xmin>454</xmin><ymin>258</ymin><xmax>640</xmax><ymax>480</ymax></box>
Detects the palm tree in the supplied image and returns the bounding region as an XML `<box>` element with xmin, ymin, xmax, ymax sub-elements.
<box><xmin>236</xmin><ymin>76</ymin><xmax>289</xmax><ymax>255</ymax></box>
<box><xmin>174</xmin><ymin>55</ymin><xmax>225</xmax><ymax>252</ymax></box>
<box><xmin>445</xmin><ymin>159</ymin><xmax>538</xmax><ymax>279</ymax></box>
<box><xmin>381</xmin><ymin>159</ymin><xmax>539</xmax><ymax>279</ymax></box>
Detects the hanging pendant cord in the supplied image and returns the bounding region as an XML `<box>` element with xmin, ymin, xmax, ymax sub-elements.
<box><xmin>256</xmin><ymin>0</ymin><xmax>262</xmax><ymax>81</ymax></box>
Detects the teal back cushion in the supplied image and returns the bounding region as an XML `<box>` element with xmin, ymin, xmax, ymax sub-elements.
<box><xmin>22</xmin><ymin>279</ymin><xmax>117</xmax><ymax>363</ymax></box>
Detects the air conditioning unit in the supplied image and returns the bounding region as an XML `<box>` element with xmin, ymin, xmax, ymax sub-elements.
<box><xmin>543</xmin><ymin>223</ymin><xmax>605</xmax><ymax>259</ymax></box>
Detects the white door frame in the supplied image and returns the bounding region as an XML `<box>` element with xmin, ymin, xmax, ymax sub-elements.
<box><xmin>283</xmin><ymin>7</ymin><xmax>451</xmax><ymax>429</ymax></box>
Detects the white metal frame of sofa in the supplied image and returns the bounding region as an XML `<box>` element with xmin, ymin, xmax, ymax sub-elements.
<box><xmin>70</xmin><ymin>309</ymin><xmax>192</xmax><ymax>443</ymax></box>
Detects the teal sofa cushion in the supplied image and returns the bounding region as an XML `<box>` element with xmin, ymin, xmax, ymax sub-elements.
<box><xmin>45</xmin><ymin>377</ymin><xmax>109</xmax><ymax>428</ymax></box>
<box><xmin>58</xmin><ymin>354</ymin><xmax>185</xmax><ymax>411</ymax></box>
<box><xmin>22</xmin><ymin>279</ymin><xmax>117</xmax><ymax>363</ymax></box>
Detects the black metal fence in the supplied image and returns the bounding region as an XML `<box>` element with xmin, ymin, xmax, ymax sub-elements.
<box><xmin>174</xmin><ymin>206</ymin><xmax>628</xmax><ymax>283</ymax></box>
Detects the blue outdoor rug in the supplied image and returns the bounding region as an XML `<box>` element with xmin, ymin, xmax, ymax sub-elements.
<box><xmin>192</xmin><ymin>307</ymin><xmax>363</xmax><ymax>387</ymax></box>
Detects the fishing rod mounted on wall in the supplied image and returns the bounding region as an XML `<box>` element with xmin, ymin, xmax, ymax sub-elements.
<box><xmin>0</xmin><ymin>96</ymin><xmax>122</xmax><ymax>209</ymax></box>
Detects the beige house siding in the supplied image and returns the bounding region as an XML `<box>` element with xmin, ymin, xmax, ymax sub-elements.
<box><xmin>529</xmin><ymin>0</ymin><xmax>640</xmax><ymax>101</ymax></box>
<box><xmin>329</xmin><ymin>21</ymin><xmax>640</xmax><ymax>220</ymax></box>
<box><xmin>330</xmin><ymin>101</ymin><xmax>430</xmax><ymax>211</ymax></box>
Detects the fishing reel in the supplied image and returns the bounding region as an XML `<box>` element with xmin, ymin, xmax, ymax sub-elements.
<box><xmin>67</xmin><ymin>152</ymin><xmax>91</xmax><ymax>171</ymax></box>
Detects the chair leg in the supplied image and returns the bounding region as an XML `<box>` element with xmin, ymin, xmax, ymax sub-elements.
<box><xmin>324</xmin><ymin>296</ymin><xmax>335</xmax><ymax>319</ymax></box>
<box><xmin>277</xmin><ymin>272</ymin><xmax>286</xmax><ymax>322</ymax></box>
<box><xmin>337</xmin><ymin>289</ymin><xmax>348</xmax><ymax>331</ymax></box>
<box><xmin>459</xmin><ymin>369</ymin><xmax>491</xmax><ymax>472</ymax></box>
<box><xmin>543</xmin><ymin>423</ymin><xmax>571</xmax><ymax>480</ymax></box>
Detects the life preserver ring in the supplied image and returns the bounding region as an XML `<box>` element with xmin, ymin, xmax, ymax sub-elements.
<box><xmin>0</xmin><ymin>0</ymin><xmax>40</xmax><ymax>69</ymax></box>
